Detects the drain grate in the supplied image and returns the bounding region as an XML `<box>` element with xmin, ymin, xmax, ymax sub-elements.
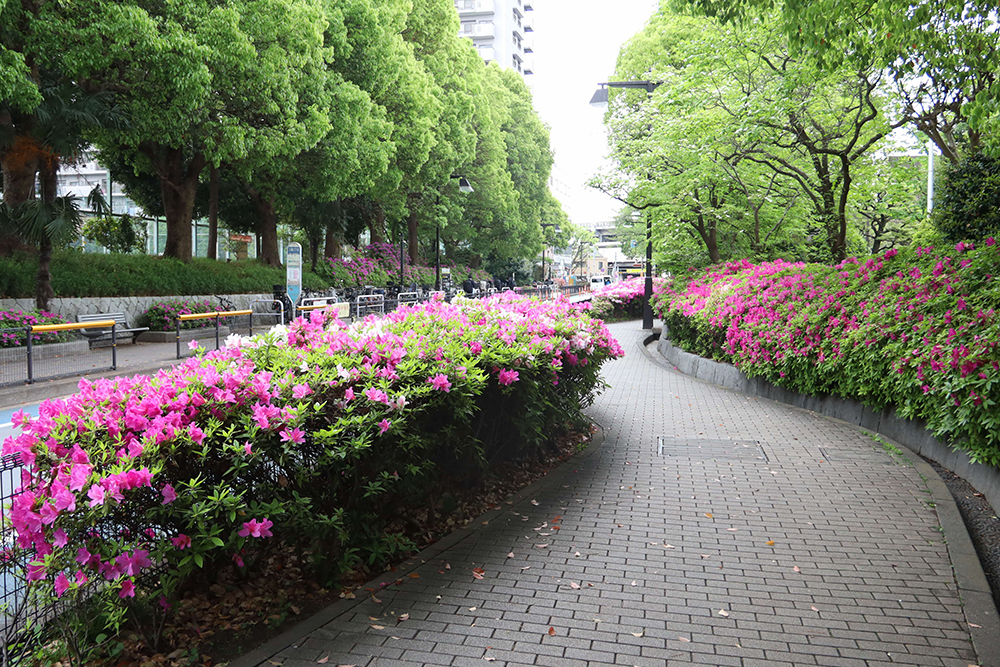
<box><xmin>819</xmin><ymin>447</ymin><xmax>890</xmax><ymax>462</ymax></box>
<box><xmin>658</xmin><ymin>437</ymin><xmax>770</xmax><ymax>463</ymax></box>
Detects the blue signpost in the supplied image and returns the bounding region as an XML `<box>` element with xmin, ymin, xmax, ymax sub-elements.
<box><xmin>286</xmin><ymin>242</ymin><xmax>302</xmax><ymax>320</ymax></box>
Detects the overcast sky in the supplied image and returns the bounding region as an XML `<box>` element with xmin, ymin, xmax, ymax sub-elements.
<box><xmin>528</xmin><ymin>0</ymin><xmax>660</xmax><ymax>228</ymax></box>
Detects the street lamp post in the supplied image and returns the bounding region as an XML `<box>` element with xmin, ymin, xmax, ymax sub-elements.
<box><xmin>436</xmin><ymin>176</ymin><xmax>474</xmax><ymax>291</ymax></box>
<box><xmin>590</xmin><ymin>79</ymin><xmax>661</xmax><ymax>329</ymax></box>
<box><xmin>539</xmin><ymin>222</ymin><xmax>560</xmax><ymax>286</ymax></box>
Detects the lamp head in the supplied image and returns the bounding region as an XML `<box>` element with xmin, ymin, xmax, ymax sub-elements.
<box><xmin>458</xmin><ymin>177</ymin><xmax>474</xmax><ymax>193</ymax></box>
<box><xmin>589</xmin><ymin>87</ymin><xmax>609</xmax><ymax>108</ymax></box>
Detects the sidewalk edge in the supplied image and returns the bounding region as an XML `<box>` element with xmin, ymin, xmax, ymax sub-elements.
<box><xmin>228</xmin><ymin>425</ymin><xmax>607</xmax><ymax>667</ymax></box>
<box><xmin>639</xmin><ymin>331</ymin><xmax>1000</xmax><ymax>667</ymax></box>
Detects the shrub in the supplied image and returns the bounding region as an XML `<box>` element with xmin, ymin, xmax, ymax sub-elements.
<box><xmin>653</xmin><ymin>241</ymin><xmax>1000</xmax><ymax>467</ymax></box>
<box><xmin>1</xmin><ymin>294</ymin><xmax>623</xmax><ymax>654</ymax></box>
<box><xmin>591</xmin><ymin>277</ymin><xmax>669</xmax><ymax>321</ymax></box>
<box><xmin>0</xmin><ymin>252</ymin><xmax>328</xmax><ymax>299</ymax></box>
<box><xmin>318</xmin><ymin>243</ymin><xmax>493</xmax><ymax>290</ymax></box>
<box><xmin>139</xmin><ymin>299</ymin><xmax>216</xmax><ymax>331</ymax></box>
<box><xmin>0</xmin><ymin>310</ymin><xmax>74</xmax><ymax>348</ymax></box>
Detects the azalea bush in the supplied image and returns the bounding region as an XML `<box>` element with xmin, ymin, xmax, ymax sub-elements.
<box><xmin>653</xmin><ymin>241</ymin><xmax>1000</xmax><ymax>466</ymax></box>
<box><xmin>140</xmin><ymin>299</ymin><xmax>215</xmax><ymax>331</ymax></box>
<box><xmin>0</xmin><ymin>309</ymin><xmax>74</xmax><ymax>348</ymax></box>
<box><xmin>319</xmin><ymin>243</ymin><xmax>492</xmax><ymax>289</ymax></box>
<box><xmin>590</xmin><ymin>277</ymin><xmax>669</xmax><ymax>321</ymax></box>
<box><xmin>1</xmin><ymin>293</ymin><xmax>622</xmax><ymax>659</ymax></box>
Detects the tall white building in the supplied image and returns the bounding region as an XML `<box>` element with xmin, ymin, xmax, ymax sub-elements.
<box><xmin>455</xmin><ymin>0</ymin><xmax>534</xmax><ymax>76</ymax></box>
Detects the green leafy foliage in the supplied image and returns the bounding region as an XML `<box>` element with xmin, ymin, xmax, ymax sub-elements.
<box><xmin>0</xmin><ymin>251</ymin><xmax>326</xmax><ymax>298</ymax></box>
<box><xmin>80</xmin><ymin>215</ymin><xmax>146</xmax><ymax>254</ymax></box>
<box><xmin>934</xmin><ymin>154</ymin><xmax>1000</xmax><ymax>243</ymax></box>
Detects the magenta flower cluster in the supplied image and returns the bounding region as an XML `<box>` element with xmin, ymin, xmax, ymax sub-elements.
<box><xmin>654</xmin><ymin>241</ymin><xmax>1000</xmax><ymax>466</ymax></box>
<box><xmin>142</xmin><ymin>299</ymin><xmax>215</xmax><ymax>331</ymax></box>
<box><xmin>0</xmin><ymin>309</ymin><xmax>72</xmax><ymax>348</ymax></box>
<box><xmin>1</xmin><ymin>291</ymin><xmax>623</xmax><ymax>620</ymax></box>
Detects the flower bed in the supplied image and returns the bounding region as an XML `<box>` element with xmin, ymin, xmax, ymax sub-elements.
<box><xmin>140</xmin><ymin>299</ymin><xmax>216</xmax><ymax>331</ymax></box>
<box><xmin>652</xmin><ymin>241</ymin><xmax>1000</xmax><ymax>467</ymax></box>
<box><xmin>589</xmin><ymin>277</ymin><xmax>669</xmax><ymax>321</ymax></box>
<box><xmin>0</xmin><ymin>309</ymin><xmax>73</xmax><ymax>347</ymax></box>
<box><xmin>321</xmin><ymin>243</ymin><xmax>492</xmax><ymax>289</ymax></box>
<box><xmin>2</xmin><ymin>293</ymin><xmax>622</xmax><ymax>654</ymax></box>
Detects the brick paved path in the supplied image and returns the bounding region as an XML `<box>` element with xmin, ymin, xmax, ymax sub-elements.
<box><xmin>250</xmin><ymin>322</ymin><xmax>981</xmax><ymax>666</ymax></box>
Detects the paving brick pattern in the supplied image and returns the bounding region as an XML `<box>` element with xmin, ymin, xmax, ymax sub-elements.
<box><xmin>257</xmin><ymin>323</ymin><xmax>979</xmax><ymax>666</ymax></box>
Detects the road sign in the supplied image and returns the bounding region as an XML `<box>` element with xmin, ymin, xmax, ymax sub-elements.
<box><xmin>286</xmin><ymin>243</ymin><xmax>302</xmax><ymax>313</ymax></box>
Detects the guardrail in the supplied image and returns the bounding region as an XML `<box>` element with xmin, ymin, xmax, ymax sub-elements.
<box><xmin>175</xmin><ymin>310</ymin><xmax>252</xmax><ymax>359</ymax></box>
<box><xmin>0</xmin><ymin>321</ymin><xmax>120</xmax><ymax>387</ymax></box>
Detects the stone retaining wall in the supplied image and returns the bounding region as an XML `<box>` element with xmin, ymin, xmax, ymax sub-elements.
<box><xmin>656</xmin><ymin>332</ymin><xmax>1000</xmax><ymax>514</ymax></box>
<box><xmin>0</xmin><ymin>294</ymin><xmax>273</xmax><ymax>327</ymax></box>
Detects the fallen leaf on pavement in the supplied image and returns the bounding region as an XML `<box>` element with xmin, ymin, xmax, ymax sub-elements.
<box><xmin>472</xmin><ymin>567</ymin><xmax>485</xmax><ymax>580</ymax></box>
<box><xmin>718</xmin><ymin>610</ymin><xmax>729</xmax><ymax>617</ymax></box>
<box><xmin>678</xmin><ymin>636</ymin><xmax>690</xmax><ymax>642</ymax></box>
<box><xmin>531</xmin><ymin>500</ymin><xmax>539</xmax><ymax>506</ymax></box>
<box><xmin>811</xmin><ymin>606</ymin><xmax>819</xmax><ymax>612</ymax></box>
<box><xmin>766</xmin><ymin>541</ymin><xmax>775</xmax><ymax>546</ymax></box>
<box><xmin>535</xmin><ymin>544</ymin><xmax>548</xmax><ymax>548</ymax></box>
<box><xmin>570</xmin><ymin>582</ymin><xmax>581</xmax><ymax>589</ymax></box>
<box><xmin>370</xmin><ymin>624</ymin><xmax>385</xmax><ymax>630</ymax></box>
<box><xmin>398</xmin><ymin>613</ymin><xmax>409</xmax><ymax>622</ymax></box>
<box><xmin>316</xmin><ymin>658</ymin><xmax>328</xmax><ymax>664</ymax></box>
<box><xmin>408</xmin><ymin>573</ymin><xmax>420</xmax><ymax>579</ymax></box>
<box><xmin>574</xmin><ymin>551</ymin><xmax>581</xmax><ymax>557</ymax></box>
<box><xmin>469</xmin><ymin>607</ymin><xmax>477</xmax><ymax>611</ymax></box>
<box><xmin>521</xmin><ymin>566</ymin><xmax>531</xmax><ymax>570</ymax></box>
<box><xmin>793</xmin><ymin>565</ymin><xmax>801</xmax><ymax>573</ymax></box>
<box><xmin>664</xmin><ymin>544</ymin><xmax>675</xmax><ymax>549</ymax></box>
<box><xmin>705</xmin><ymin>513</ymin><xmax>713</xmax><ymax>518</ymax></box>
<box><xmin>630</xmin><ymin>631</ymin><xmax>644</xmax><ymax>637</ymax></box>
<box><xmin>507</xmin><ymin>552</ymin><xmax>515</xmax><ymax>558</ymax></box>
<box><xmin>630</xmin><ymin>581</ymin><xmax>637</xmax><ymax>586</ymax></box>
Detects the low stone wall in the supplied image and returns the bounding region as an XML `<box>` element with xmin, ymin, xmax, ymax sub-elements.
<box><xmin>656</xmin><ymin>333</ymin><xmax>1000</xmax><ymax>514</ymax></box>
<box><xmin>0</xmin><ymin>294</ymin><xmax>273</xmax><ymax>327</ymax></box>
<box><xmin>137</xmin><ymin>327</ymin><xmax>231</xmax><ymax>344</ymax></box>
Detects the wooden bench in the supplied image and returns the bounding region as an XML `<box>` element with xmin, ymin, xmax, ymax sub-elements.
<box><xmin>77</xmin><ymin>312</ymin><xmax>149</xmax><ymax>345</ymax></box>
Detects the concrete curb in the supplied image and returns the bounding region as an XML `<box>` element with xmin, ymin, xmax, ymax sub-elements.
<box><xmin>229</xmin><ymin>426</ymin><xmax>607</xmax><ymax>667</ymax></box>
<box><xmin>641</xmin><ymin>331</ymin><xmax>1000</xmax><ymax>667</ymax></box>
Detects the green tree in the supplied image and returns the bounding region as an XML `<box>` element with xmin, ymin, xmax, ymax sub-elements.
<box><xmin>34</xmin><ymin>0</ymin><xmax>334</xmax><ymax>263</ymax></box>
<box><xmin>933</xmin><ymin>153</ymin><xmax>1000</xmax><ymax>243</ymax></box>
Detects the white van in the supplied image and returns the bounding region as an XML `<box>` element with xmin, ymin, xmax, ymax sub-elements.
<box><xmin>590</xmin><ymin>275</ymin><xmax>613</xmax><ymax>290</ymax></box>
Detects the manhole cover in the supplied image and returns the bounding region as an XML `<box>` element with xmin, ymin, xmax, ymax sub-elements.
<box><xmin>658</xmin><ymin>437</ymin><xmax>770</xmax><ymax>463</ymax></box>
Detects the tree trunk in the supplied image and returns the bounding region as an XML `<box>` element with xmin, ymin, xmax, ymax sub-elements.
<box><xmin>308</xmin><ymin>234</ymin><xmax>319</xmax><ymax>271</ymax></box>
<box><xmin>207</xmin><ymin>165</ymin><xmax>219</xmax><ymax>260</ymax></box>
<box><xmin>324</xmin><ymin>222</ymin><xmax>341</xmax><ymax>260</ymax></box>
<box><xmin>368</xmin><ymin>206</ymin><xmax>386</xmax><ymax>245</ymax></box>
<box><xmin>152</xmin><ymin>146</ymin><xmax>204</xmax><ymax>262</ymax></box>
<box><xmin>244</xmin><ymin>185</ymin><xmax>282</xmax><ymax>267</ymax></box>
<box><xmin>407</xmin><ymin>208</ymin><xmax>419</xmax><ymax>265</ymax></box>
<box><xmin>34</xmin><ymin>159</ymin><xmax>59</xmax><ymax>311</ymax></box>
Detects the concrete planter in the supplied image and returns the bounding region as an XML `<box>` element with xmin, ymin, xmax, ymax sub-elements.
<box><xmin>137</xmin><ymin>326</ymin><xmax>231</xmax><ymax>344</ymax></box>
<box><xmin>656</xmin><ymin>332</ymin><xmax>1000</xmax><ymax>514</ymax></box>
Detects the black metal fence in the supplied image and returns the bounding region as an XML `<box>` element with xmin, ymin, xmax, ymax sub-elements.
<box><xmin>0</xmin><ymin>323</ymin><xmax>118</xmax><ymax>388</ymax></box>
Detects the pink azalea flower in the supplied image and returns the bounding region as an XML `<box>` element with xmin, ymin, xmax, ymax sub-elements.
<box><xmin>239</xmin><ymin>518</ymin><xmax>274</xmax><ymax>539</ymax></box>
<box><xmin>279</xmin><ymin>427</ymin><xmax>305</xmax><ymax>445</ymax></box>
<box><xmin>161</xmin><ymin>484</ymin><xmax>177</xmax><ymax>505</ymax></box>
<box><xmin>363</xmin><ymin>387</ymin><xmax>389</xmax><ymax>404</ymax></box>
<box><xmin>87</xmin><ymin>484</ymin><xmax>106</xmax><ymax>508</ymax></box>
<box><xmin>232</xmin><ymin>553</ymin><xmax>245</xmax><ymax>568</ymax></box>
<box><xmin>119</xmin><ymin>579</ymin><xmax>135</xmax><ymax>598</ymax></box>
<box><xmin>378</xmin><ymin>419</ymin><xmax>391</xmax><ymax>434</ymax></box>
<box><xmin>187</xmin><ymin>340</ymin><xmax>201</xmax><ymax>350</ymax></box>
<box><xmin>54</xmin><ymin>572</ymin><xmax>71</xmax><ymax>598</ymax></box>
<box><xmin>344</xmin><ymin>387</ymin><xmax>355</xmax><ymax>401</ymax></box>
<box><xmin>292</xmin><ymin>383</ymin><xmax>312</xmax><ymax>399</ymax></box>
<box><xmin>171</xmin><ymin>534</ymin><xmax>192</xmax><ymax>549</ymax></box>
<box><xmin>244</xmin><ymin>441</ymin><xmax>253</xmax><ymax>455</ymax></box>
<box><xmin>427</xmin><ymin>373</ymin><xmax>451</xmax><ymax>392</ymax></box>
<box><xmin>498</xmin><ymin>369</ymin><xmax>520</xmax><ymax>386</ymax></box>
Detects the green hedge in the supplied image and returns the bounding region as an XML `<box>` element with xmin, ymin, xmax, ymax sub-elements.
<box><xmin>0</xmin><ymin>251</ymin><xmax>327</xmax><ymax>299</ymax></box>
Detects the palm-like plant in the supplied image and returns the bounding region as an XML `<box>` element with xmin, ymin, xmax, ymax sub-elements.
<box><xmin>0</xmin><ymin>77</ymin><xmax>125</xmax><ymax>309</ymax></box>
